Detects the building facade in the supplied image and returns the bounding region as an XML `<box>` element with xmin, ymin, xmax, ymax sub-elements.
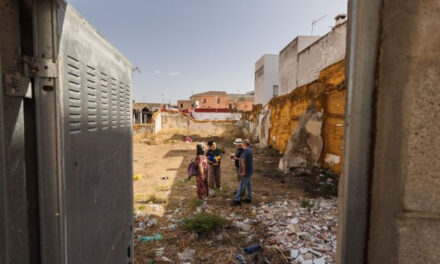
<box><xmin>254</xmin><ymin>54</ymin><xmax>279</xmax><ymax>106</ymax></box>
<box><xmin>278</xmin><ymin>18</ymin><xmax>347</xmax><ymax>96</ymax></box>
<box><xmin>279</xmin><ymin>36</ymin><xmax>321</xmax><ymax>95</ymax></box>
<box><xmin>190</xmin><ymin>91</ymin><xmax>229</xmax><ymax>108</ymax></box>
<box><xmin>177</xmin><ymin>100</ymin><xmax>195</xmax><ymax>110</ymax></box>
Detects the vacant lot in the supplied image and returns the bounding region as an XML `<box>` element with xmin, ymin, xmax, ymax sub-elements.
<box><xmin>133</xmin><ymin>133</ymin><xmax>338</xmax><ymax>264</ymax></box>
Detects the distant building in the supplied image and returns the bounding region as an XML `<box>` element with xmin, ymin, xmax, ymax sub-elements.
<box><xmin>227</xmin><ymin>94</ymin><xmax>254</xmax><ymax>111</ymax></box>
<box><xmin>190</xmin><ymin>91</ymin><xmax>229</xmax><ymax>108</ymax></box>
<box><xmin>177</xmin><ymin>100</ymin><xmax>195</xmax><ymax>110</ymax></box>
<box><xmin>133</xmin><ymin>103</ymin><xmax>153</xmax><ymax>124</ymax></box>
<box><xmin>279</xmin><ymin>36</ymin><xmax>321</xmax><ymax>95</ymax></box>
<box><xmin>254</xmin><ymin>54</ymin><xmax>279</xmax><ymax>106</ymax></box>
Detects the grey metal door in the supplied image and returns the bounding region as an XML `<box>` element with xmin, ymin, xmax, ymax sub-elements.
<box><xmin>53</xmin><ymin>3</ymin><xmax>134</xmax><ymax>264</ymax></box>
<box><xmin>0</xmin><ymin>0</ymin><xmax>133</xmax><ymax>263</ymax></box>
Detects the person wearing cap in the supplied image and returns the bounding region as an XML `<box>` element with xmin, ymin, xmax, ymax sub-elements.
<box><xmin>231</xmin><ymin>139</ymin><xmax>253</xmax><ymax>206</ymax></box>
<box><xmin>231</xmin><ymin>138</ymin><xmax>245</xmax><ymax>195</ymax></box>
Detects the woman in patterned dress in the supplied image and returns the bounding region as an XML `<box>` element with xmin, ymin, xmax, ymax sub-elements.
<box><xmin>195</xmin><ymin>143</ymin><xmax>209</xmax><ymax>199</ymax></box>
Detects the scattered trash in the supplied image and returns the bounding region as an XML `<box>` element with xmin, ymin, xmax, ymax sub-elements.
<box><xmin>159</xmin><ymin>256</ymin><xmax>172</xmax><ymax>262</ymax></box>
<box><xmin>161</xmin><ymin>176</ymin><xmax>169</xmax><ymax>180</ymax></box>
<box><xmin>243</xmin><ymin>244</ymin><xmax>262</xmax><ymax>255</ymax></box>
<box><xmin>235</xmin><ymin>253</ymin><xmax>246</xmax><ymax>264</ymax></box>
<box><xmin>177</xmin><ymin>248</ymin><xmax>195</xmax><ymax>262</ymax></box>
<box><xmin>138</xmin><ymin>234</ymin><xmax>163</xmax><ymax>242</ymax></box>
<box><xmin>133</xmin><ymin>173</ymin><xmax>143</xmax><ymax>181</ymax></box>
<box><xmin>185</xmin><ymin>136</ymin><xmax>193</xmax><ymax>143</ymax></box>
<box><xmin>169</xmin><ymin>224</ymin><xmax>177</xmax><ymax>231</ymax></box>
<box><xmin>146</xmin><ymin>259</ymin><xmax>154</xmax><ymax>264</ymax></box>
<box><xmin>147</xmin><ymin>218</ymin><xmax>158</xmax><ymax>227</ymax></box>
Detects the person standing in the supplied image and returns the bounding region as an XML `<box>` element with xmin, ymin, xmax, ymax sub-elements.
<box><xmin>206</xmin><ymin>141</ymin><xmax>222</xmax><ymax>193</ymax></box>
<box><xmin>194</xmin><ymin>143</ymin><xmax>209</xmax><ymax>199</ymax></box>
<box><xmin>231</xmin><ymin>139</ymin><xmax>253</xmax><ymax>206</ymax></box>
<box><xmin>230</xmin><ymin>138</ymin><xmax>245</xmax><ymax>195</ymax></box>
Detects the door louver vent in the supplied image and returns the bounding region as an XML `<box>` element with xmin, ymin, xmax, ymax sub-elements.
<box><xmin>110</xmin><ymin>78</ymin><xmax>118</xmax><ymax>128</ymax></box>
<box><xmin>86</xmin><ymin>65</ymin><xmax>97</xmax><ymax>131</ymax></box>
<box><xmin>100</xmin><ymin>72</ymin><xmax>109</xmax><ymax>129</ymax></box>
<box><xmin>67</xmin><ymin>55</ymin><xmax>81</xmax><ymax>133</ymax></box>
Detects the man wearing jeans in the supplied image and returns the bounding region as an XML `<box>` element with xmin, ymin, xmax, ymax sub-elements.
<box><xmin>231</xmin><ymin>139</ymin><xmax>253</xmax><ymax>206</ymax></box>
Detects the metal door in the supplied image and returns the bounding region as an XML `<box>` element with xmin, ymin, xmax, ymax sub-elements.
<box><xmin>1</xmin><ymin>1</ymin><xmax>134</xmax><ymax>263</ymax></box>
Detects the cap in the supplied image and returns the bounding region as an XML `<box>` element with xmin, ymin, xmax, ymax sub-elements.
<box><xmin>233</xmin><ymin>138</ymin><xmax>243</xmax><ymax>145</ymax></box>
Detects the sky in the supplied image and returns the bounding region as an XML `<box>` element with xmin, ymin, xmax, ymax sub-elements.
<box><xmin>67</xmin><ymin>0</ymin><xmax>347</xmax><ymax>104</ymax></box>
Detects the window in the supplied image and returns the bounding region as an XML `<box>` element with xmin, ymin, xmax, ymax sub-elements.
<box><xmin>180</xmin><ymin>103</ymin><xmax>183</xmax><ymax>108</ymax></box>
<box><xmin>273</xmin><ymin>85</ymin><xmax>279</xmax><ymax>97</ymax></box>
<box><xmin>229</xmin><ymin>104</ymin><xmax>232</xmax><ymax>109</ymax></box>
<box><xmin>203</xmin><ymin>98</ymin><xmax>206</xmax><ymax>103</ymax></box>
<box><xmin>217</xmin><ymin>98</ymin><xmax>220</xmax><ymax>104</ymax></box>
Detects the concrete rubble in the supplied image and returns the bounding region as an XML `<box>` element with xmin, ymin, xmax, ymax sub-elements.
<box><xmin>226</xmin><ymin>198</ymin><xmax>338</xmax><ymax>264</ymax></box>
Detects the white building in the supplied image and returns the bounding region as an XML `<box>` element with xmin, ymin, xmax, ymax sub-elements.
<box><xmin>279</xmin><ymin>36</ymin><xmax>321</xmax><ymax>95</ymax></box>
<box><xmin>278</xmin><ymin>15</ymin><xmax>347</xmax><ymax>96</ymax></box>
<box><xmin>254</xmin><ymin>54</ymin><xmax>279</xmax><ymax>105</ymax></box>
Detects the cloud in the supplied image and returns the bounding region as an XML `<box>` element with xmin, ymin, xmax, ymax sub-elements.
<box><xmin>168</xmin><ymin>71</ymin><xmax>181</xmax><ymax>76</ymax></box>
<box><xmin>153</xmin><ymin>70</ymin><xmax>161</xmax><ymax>75</ymax></box>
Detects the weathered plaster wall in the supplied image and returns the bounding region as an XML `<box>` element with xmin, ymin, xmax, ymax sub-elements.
<box><xmin>254</xmin><ymin>60</ymin><xmax>345</xmax><ymax>173</ymax></box>
<box><xmin>156</xmin><ymin>111</ymin><xmax>241</xmax><ymax>138</ymax></box>
<box><xmin>367</xmin><ymin>1</ymin><xmax>440</xmax><ymax>263</ymax></box>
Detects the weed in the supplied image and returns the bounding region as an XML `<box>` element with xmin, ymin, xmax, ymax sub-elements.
<box><xmin>183</xmin><ymin>212</ymin><xmax>229</xmax><ymax>234</ymax></box>
<box><xmin>300</xmin><ymin>198</ymin><xmax>315</xmax><ymax>209</ymax></box>
<box><xmin>147</xmin><ymin>194</ymin><xmax>167</xmax><ymax>204</ymax></box>
<box><xmin>155</xmin><ymin>184</ymin><xmax>170</xmax><ymax>192</ymax></box>
<box><xmin>188</xmin><ymin>199</ymin><xmax>203</xmax><ymax>209</ymax></box>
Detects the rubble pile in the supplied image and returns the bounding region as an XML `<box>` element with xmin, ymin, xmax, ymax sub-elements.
<box><xmin>259</xmin><ymin>198</ymin><xmax>338</xmax><ymax>264</ymax></box>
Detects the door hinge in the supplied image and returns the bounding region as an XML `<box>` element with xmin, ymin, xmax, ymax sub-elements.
<box><xmin>4</xmin><ymin>56</ymin><xmax>57</xmax><ymax>97</ymax></box>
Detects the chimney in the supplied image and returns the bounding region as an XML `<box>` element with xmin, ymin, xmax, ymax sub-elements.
<box><xmin>334</xmin><ymin>13</ymin><xmax>347</xmax><ymax>26</ymax></box>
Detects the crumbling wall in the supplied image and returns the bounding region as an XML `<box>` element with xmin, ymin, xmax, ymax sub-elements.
<box><xmin>279</xmin><ymin>106</ymin><xmax>323</xmax><ymax>170</ymax></box>
<box><xmin>250</xmin><ymin>60</ymin><xmax>346</xmax><ymax>174</ymax></box>
<box><xmin>156</xmin><ymin>111</ymin><xmax>241</xmax><ymax>138</ymax></box>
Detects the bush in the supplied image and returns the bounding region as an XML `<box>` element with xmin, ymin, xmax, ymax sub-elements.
<box><xmin>183</xmin><ymin>213</ymin><xmax>229</xmax><ymax>234</ymax></box>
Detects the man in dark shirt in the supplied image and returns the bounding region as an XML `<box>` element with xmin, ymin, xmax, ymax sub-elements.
<box><xmin>231</xmin><ymin>139</ymin><xmax>253</xmax><ymax>206</ymax></box>
<box><xmin>206</xmin><ymin>141</ymin><xmax>222</xmax><ymax>192</ymax></box>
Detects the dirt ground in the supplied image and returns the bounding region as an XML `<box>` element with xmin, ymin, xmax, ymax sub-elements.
<box><xmin>132</xmin><ymin>132</ymin><xmax>337</xmax><ymax>264</ymax></box>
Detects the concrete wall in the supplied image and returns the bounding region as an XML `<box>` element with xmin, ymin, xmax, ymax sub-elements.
<box><xmin>262</xmin><ymin>55</ymin><xmax>279</xmax><ymax>104</ymax></box>
<box><xmin>367</xmin><ymin>1</ymin><xmax>440</xmax><ymax>263</ymax></box>
<box><xmin>254</xmin><ymin>54</ymin><xmax>279</xmax><ymax>105</ymax></box>
<box><xmin>192</xmin><ymin>112</ymin><xmax>241</xmax><ymax>121</ymax></box>
<box><xmin>297</xmin><ymin>23</ymin><xmax>347</xmax><ymax>87</ymax></box>
<box><xmin>154</xmin><ymin>111</ymin><xmax>241</xmax><ymax>138</ymax></box>
<box><xmin>279</xmin><ymin>36</ymin><xmax>321</xmax><ymax>96</ymax></box>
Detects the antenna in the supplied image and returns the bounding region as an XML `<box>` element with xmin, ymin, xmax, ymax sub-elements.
<box><xmin>311</xmin><ymin>14</ymin><xmax>327</xmax><ymax>35</ymax></box>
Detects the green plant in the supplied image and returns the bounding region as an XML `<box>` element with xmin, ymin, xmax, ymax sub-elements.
<box><xmin>188</xmin><ymin>199</ymin><xmax>203</xmax><ymax>209</ymax></box>
<box><xmin>183</xmin><ymin>212</ymin><xmax>229</xmax><ymax>234</ymax></box>
<box><xmin>300</xmin><ymin>198</ymin><xmax>315</xmax><ymax>209</ymax></box>
<box><xmin>147</xmin><ymin>194</ymin><xmax>167</xmax><ymax>204</ymax></box>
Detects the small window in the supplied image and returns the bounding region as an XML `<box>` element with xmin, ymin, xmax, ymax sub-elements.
<box><xmin>273</xmin><ymin>85</ymin><xmax>279</xmax><ymax>97</ymax></box>
<box><xmin>203</xmin><ymin>98</ymin><xmax>206</xmax><ymax>103</ymax></box>
<box><xmin>217</xmin><ymin>98</ymin><xmax>220</xmax><ymax>104</ymax></box>
<box><xmin>180</xmin><ymin>103</ymin><xmax>183</xmax><ymax>108</ymax></box>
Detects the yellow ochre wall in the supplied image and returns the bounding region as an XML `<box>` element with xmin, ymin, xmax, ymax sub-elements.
<box><xmin>266</xmin><ymin>60</ymin><xmax>346</xmax><ymax>173</ymax></box>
